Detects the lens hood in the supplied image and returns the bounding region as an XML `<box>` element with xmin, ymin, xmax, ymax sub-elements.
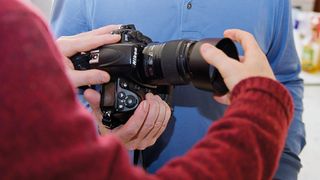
<box><xmin>189</xmin><ymin>38</ymin><xmax>239</xmax><ymax>96</ymax></box>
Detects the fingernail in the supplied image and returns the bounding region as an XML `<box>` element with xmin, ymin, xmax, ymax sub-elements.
<box><xmin>111</xmin><ymin>34</ymin><xmax>121</xmax><ymax>38</ymax></box>
<box><xmin>100</xmin><ymin>73</ymin><xmax>109</xmax><ymax>82</ymax></box>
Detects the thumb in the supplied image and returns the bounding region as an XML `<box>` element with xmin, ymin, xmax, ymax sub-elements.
<box><xmin>200</xmin><ymin>43</ymin><xmax>234</xmax><ymax>77</ymax></box>
<box><xmin>84</xmin><ymin>89</ymin><xmax>101</xmax><ymax>112</ymax></box>
<box><xmin>84</xmin><ymin>89</ymin><xmax>108</xmax><ymax>135</ymax></box>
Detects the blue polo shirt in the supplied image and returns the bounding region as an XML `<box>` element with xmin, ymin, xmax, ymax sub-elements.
<box><xmin>51</xmin><ymin>1</ymin><xmax>306</xmax><ymax>179</ymax></box>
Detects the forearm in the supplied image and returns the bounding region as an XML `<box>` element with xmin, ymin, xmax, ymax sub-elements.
<box><xmin>95</xmin><ymin>77</ymin><xmax>294</xmax><ymax>180</ymax></box>
<box><xmin>4</xmin><ymin>2</ymin><xmax>293</xmax><ymax>178</ymax></box>
<box><xmin>150</xmin><ymin>77</ymin><xmax>293</xmax><ymax>180</ymax></box>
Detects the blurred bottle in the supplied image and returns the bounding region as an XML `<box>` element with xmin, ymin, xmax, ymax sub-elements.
<box><xmin>301</xmin><ymin>16</ymin><xmax>320</xmax><ymax>73</ymax></box>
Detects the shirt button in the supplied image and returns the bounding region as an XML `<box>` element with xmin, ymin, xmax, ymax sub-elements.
<box><xmin>187</xmin><ymin>2</ymin><xmax>192</xmax><ymax>9</ymax></box>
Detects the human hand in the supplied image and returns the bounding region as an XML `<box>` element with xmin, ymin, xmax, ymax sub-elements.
<box><xmin>84</xmin><ymin>89</ymin><xmax>171</xmax><ymax>150</ymax></box>
<box><xmin>200</xmin><ymin>29</ymin><xmax>275</xmax><ymax>103</ymax></box>
<box><xmin>56</xmin><ymin>25</ymin><xmax>121</xmax><ymax>87</ymax></box>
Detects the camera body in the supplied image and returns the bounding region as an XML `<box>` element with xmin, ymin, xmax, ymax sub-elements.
<box><xmin>71</xmin><ymin>24</ymin><xmax>239</xmax><ymax>129</ymax></box>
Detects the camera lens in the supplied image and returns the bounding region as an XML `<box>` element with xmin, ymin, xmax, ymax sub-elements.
<box><xmin>140</xmin><ymin>38</ymin><xmax>239</xmax><ymax>96</ymax></box>
<box><xmin>141</xmin><ymin>40</ymin><xmax>193</xmax><ymax>85</ymax></box>
<box><xmin>189</xmin><ymin>38</ymin><xmax>239</xmax><ymax>96</ymax></box>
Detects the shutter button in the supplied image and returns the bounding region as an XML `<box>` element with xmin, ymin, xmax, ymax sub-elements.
<box><xmin>187</xmin><ymin>2</ymin><xmax>192</xmax><ymax>9</ymax></box>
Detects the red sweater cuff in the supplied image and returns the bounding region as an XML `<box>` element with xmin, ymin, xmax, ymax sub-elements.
<box><xmin>231</xmin><ymin>77</ymin><xmax>294</xmax><ymax>122</ymax></box>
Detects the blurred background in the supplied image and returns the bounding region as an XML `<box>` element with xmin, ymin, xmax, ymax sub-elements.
<box><xmin>29</xmin><ymin>0</ymin><xmax>53</xmax><ymax>20</ymax></box>
<box><xmin>30</xmin><ymin>0</ymin><xmax>320</xmax><ymax>179</ymax></box>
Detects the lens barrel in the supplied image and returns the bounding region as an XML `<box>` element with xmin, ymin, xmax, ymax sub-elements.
<box><xmin>142</xmin><ymin>40</ymin><xmax>194</xmax><ymax>85</ymax></box>
<box><xmin>142</xmin><ymin>38</ymin><xmax>239</xmax><ymax>96</ymax></box>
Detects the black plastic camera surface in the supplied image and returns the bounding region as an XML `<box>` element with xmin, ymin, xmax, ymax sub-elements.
<box><xmin>71</xmin><ymin>24</ymin><xmax>239</xmax><ymax>129</ymax></box>
<box><xmin>71</xmin><ymin>25</ymin><xmax>172</xmax><ymax>129</ymax></box>
<box><xmin>100</xmin><ymin>77</ymin><xmax>171</xmax><ymax>129</ymax></box>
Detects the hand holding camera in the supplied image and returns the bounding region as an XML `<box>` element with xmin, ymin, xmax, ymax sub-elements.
<box><xmin>71</xmin><ymin>24</ymin><xmax>240</xmax><ymax>129</ymax></box>
<box><xmin>201</xmin><ymin>29</ymin><xmax>276</xmax><ymax>92</ymax></box>
<box><xmin>85</xmin><ymin>89</ymin><xmax>171</xmax><ymax>150</ymax></box>
<box><xmin>56</xmin><ymin>25</ymin><xmax>121</xmax><ymax>87</ymax></box>
<box><xmin>57</xmin><ymin>25</ymin><xmax>171</xmax><ymax>150</ymax></box>
<box><xmin>57</xmin><ymin>24</ymin><xmax>274</xmax><ymax>151</ymax></box>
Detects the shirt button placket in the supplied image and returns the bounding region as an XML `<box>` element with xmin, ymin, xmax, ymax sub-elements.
<box><xmin>181</xmin><ymin>0</ymin><xmax>200</xmax><ymax>39</ymax></box>
<box><xmin>187</xmin><ymin>2</ymin><xmax>192</xmax><ymax>9</ymax></box>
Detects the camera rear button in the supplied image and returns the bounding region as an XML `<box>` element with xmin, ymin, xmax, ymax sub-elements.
<box><xmin>118</xmin><ymin>92</ymin><xmax>126</xmax><ymax>100</ymax></box>
<box><xmin>118</xmin><ymin>104</ymin><xmax>125</xmax><ymax>110</ymax></box>
<box><xmin>120</xmin><ymin>82</ymin><xmax>128</xmax><ymax>88</ymax></box>
<box><xmin>125</xmin><ymin>95</ymin><xmax>138</xmax><ymax>108</ymax></box>
<box><xmin>133</xmin><ymin>85</ymin><xmax>141</xmax><ymax>90</ymax></box>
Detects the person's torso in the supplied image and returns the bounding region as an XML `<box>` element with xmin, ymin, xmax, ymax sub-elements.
<box><xmin>83</xmin><ymin>0</ymin><xmax>280</xmax><ymax>172</ymax></box>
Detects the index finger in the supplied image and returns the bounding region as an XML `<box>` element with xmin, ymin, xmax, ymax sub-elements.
<box><xmin>224</xmin><ymin>29</ymin><xmax>260</xmax><ymax>56</ymax></box>
<box><xmin>67</xmin><ymin>69</ymin><xmax>110</xmax><ymax>87</ymax></box>
<box><xmin>64</xmin><ymin>34</ymin><xmax>120</xmax><ymax>57</ymax></box>
<box><xmin>75</xmin><ymin>25</ymin><xmax>121</xmax><ymax>38</ymax></box>
<box><xmin>75</xmin><ymin>34</ymin><xmax>121</xmax><ymax>53</ymax></box>
<box><xmin>114</xmin><ymin>101</ymin><xmax>149</xmax><ymax>143</ymax></box>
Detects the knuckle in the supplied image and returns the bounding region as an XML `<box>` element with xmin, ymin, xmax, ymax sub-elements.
<box><xmin>247</xmin><ymin>33</ymin><xmax>255</xmax><ymax>39</ymax></box>
<box><xmin>137</xmin><ymin>140</ymin><xmax>155</xmax><ymax>150</ymax></box>
<box><xmin>143</xmin><ymin>122</ymin><xmax>155</xmax><ymax>132</ymax></box>
<box><xmin>167</xmin><ymin>107</ymin><xmax>172</xmax><ymax>116</ymax></box>
<box><xmin>162</xmin><ymin>117</ymin><xmax>170</xmax><ymax>128</ymax></box>
<box><xmin>150</xmin><ymin>139</ymin><xmax>157</xmax><ymax>146</ymax></box>
<box><xmin>56</xmin><ymin>37</ymin><xmax>67</xmax><ymax>46</ymax></box>
<box><xmin>245</xmin><ymin>33</ymin><xmax>256</xmax><ymax>42</ymax></box>
<box><xmin>153</xmin><ymin>120</ymin><xmax>163</xmax><ymax>129</ymax></box>
<box><xmin>126</xmin><ymin>144</ymin><xmax>135</xmax><ymax>151</ymax></box>
<box><xmin>125</xmin><ymin>128</ymin><xmax>138</xmax><ymax>138</ymax></box>
<box><xmin>149</xmin><ymin>101</ymin><xmax>160</xmax><ymax>115</ymax></box>
<box><xmin>163</xmin><ymin>102</ymin><xmax>168</xmax><ymax>110</ymax></box>
<box><xmin>57</xmin><ymin>36</ymin><xmax>67</xmax><ymax>41</ymax></box>
<box><xmin>135</xmin><ymin>142</ymin><xmax>145</xmax><ymax>150</ymax></box>
<box><xmin>154</xmin><ymin>95</ymin><xmax>162</xmax><ymax>101</ymax></box>
<box><xmin>83</xmin><ymin>73</ymin><xmax>95</xmax><ymax>85</ymax></box>
<box><xmin>151</xmin><ymin>99</ymin><xmax>160</xmax><ymax>107</ymax></box>
<box><xmin>136</xmin><ymin>145</ymin><xmax>146</xmax><ymax>150</ymax></box>
<box><xmin>161</xmin><ymin>121</ymin><xmax>168</xmax><ymax>129</ymax></box>
<box><xmin>165</xmin><ymin>102</ymin><xmax>171</xmax><ymax>111</ymax></box>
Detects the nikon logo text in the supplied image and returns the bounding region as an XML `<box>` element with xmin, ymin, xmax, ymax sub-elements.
<box><xmin>132</xmin><ymin>47</ymin><xmax>138</xmax><ymax>66</ymax></box>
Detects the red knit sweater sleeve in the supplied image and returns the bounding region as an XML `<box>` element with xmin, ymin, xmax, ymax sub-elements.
<box><xmin>0</xmin><ymin>1</ymin><xmax>293</xmax><ymax>180</ymax></box>
<box><xmin>154</xmin><ymin>78</ymin><xmax>293</xmax><ymax>180</ymax></box>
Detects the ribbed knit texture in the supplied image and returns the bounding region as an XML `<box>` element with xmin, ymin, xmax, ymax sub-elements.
<box><xmin>0</xmin><ymin>1</ymin><xmax>293</xmax><ymax>180</ymax></box>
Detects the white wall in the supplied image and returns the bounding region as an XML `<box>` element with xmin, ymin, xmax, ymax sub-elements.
<box><xmin>292</xmin><ymin>0</ymin><xmax>315</xmax><ymax>11</ymax></box>
<box><xmin>29</xmin><ymin>0</ymin><xmax>53</xmax><ymax>20</ymax></box>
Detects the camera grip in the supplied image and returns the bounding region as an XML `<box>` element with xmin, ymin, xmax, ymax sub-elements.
<box><xmin>70</xmin><ymin>53</ymin><xmax>91</xmax><ymax>71</ymax></box>
<box><xmin>70</xmin><ymin>53</ymin><xmax>93</xmax><ymax>91</ymax></box>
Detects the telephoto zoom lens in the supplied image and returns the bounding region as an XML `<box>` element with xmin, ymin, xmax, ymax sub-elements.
<box><xmin>141</xmin><ymin>38</ymin><xmax>239</xmax><ymax>96</ymax></box>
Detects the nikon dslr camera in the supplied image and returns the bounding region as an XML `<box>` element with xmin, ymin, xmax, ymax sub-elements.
<box><xmin>71</xmin><ymin>24</ymin><xmax>239</xmax><ymax>129</ymax></box>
